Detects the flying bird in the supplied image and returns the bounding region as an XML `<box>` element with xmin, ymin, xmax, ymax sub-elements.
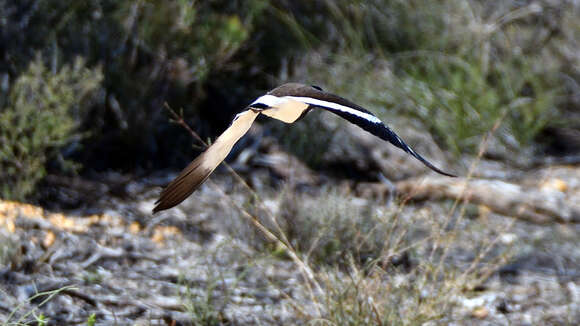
<box><xmin>153</xmin><ymin>83</ymin><xmax>455</xmax><ymax>213</ymax></box>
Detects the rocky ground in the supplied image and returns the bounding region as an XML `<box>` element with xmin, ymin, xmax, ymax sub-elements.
<box><xmin>1</xmin><ymin>122</ymin><xmax>579</xmax><ymax>325</ymax></box>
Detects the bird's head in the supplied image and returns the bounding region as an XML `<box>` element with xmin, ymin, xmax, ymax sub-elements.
<box><xmin>247</xmin><ymin>101</ymin><xmax>270</xmax><ymax>112</ymax></box>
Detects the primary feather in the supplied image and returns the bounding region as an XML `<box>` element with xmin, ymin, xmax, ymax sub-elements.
<box><xmin>153</xmin><ymin>110</ymin><xmax>259</xmax><ymax>213</ymax></box>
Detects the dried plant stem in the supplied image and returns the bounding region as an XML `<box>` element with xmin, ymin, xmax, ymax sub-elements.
<box><xmin>432</xmin><ymin>108</ymin><xmax>509</xmax><ymax>280</ymax></box>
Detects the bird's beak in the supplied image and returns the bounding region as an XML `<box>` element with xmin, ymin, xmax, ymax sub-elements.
<box><xmin>249</xmin><ymin>106</ymin><xmax>267</xmax><ymax>113</ymax></box>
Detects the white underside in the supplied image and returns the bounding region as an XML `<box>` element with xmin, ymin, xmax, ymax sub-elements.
<box><xmin>250</xmin><ymin>95</ymin><xmax>287</xmax><ymax>107</ymax></box>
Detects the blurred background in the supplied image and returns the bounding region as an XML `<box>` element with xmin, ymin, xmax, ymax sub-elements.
<box><xmin>2</xmin><ymin>0</ymin><xmax>578</xmax><ymax>203</ymax></box>
<box><xmin>1</xmin><ymin>0</ymin><xmax>579</xmax><ymax>325</ymax></box>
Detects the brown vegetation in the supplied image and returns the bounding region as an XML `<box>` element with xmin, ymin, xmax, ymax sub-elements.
<box><xmin>1</xmin><ymin>0</ymin><xmax>580</xmax><ymax>325</ymax></box>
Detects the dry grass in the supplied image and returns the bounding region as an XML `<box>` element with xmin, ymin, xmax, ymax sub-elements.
<box><xmin>162</xmin><ymin>102</ymin><xmax>515</xmax><ymax>325</ymax></box>
<box><xmin>4</xmin><ymin>1</ymin><xmax>577</xmax><ymax>324</ymax></box>
<box><xmin>201</xmin><ymin>177</ymin><xmax>514</xmax><ymax>324</ymax></box>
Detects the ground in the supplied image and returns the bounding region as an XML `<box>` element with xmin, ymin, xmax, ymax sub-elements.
<box><xmin>1</xmin><ymin>146</ymin><xmax>579</xmax><ymax>325</ymax></box>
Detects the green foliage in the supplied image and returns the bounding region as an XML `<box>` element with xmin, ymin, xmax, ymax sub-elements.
<box><xmin>36</xmin><ymin>314</ymin><xmax>47</xmax><ymax>326</ymax></box>
<box><xmin>0</xmin><ymin>0</ymin><xmax>273</xmax><ymax>176</ymax></box>
<box><xmin>113</xmin><ymin>0</ymin><xmax>264</xmax><ymax>84</ymax></box>
<box><xmin>180</xmin><ymin>273</ymin><xmax>228</xmax><ymax>325</ymax></box>
<box><xmin>398</xmin><ymin>54</ymin><xmax>559</xmax><ymax>154</ymax></box>
<box><xmin>285</xmin><ymin>0</ymin><xmax>570</xmax><ymax>158</ymax></box>
<box><xmin>86</xmin><ymin>313</ymin><xmax>96</xmax><ymax>326</ymax></box>
<box><xmin>0</xmin><ymin>0</ymin><xmax>577</xmax><ymax>198</ymax></box>
<box><xmin>0</xmin><ymin>57</ymin><xmax>102</xmax><ymax>200</ymax></box>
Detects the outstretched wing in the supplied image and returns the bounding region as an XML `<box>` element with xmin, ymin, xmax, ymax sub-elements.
<box><xmin>285</xmin><ymin>95</ymin><xmax>456</xmax><ymax>177</ymax></box>
<box><xmin>153</xmin><ymin>109</ymin><xmax>260</xmax><ymax>213</ymax></box>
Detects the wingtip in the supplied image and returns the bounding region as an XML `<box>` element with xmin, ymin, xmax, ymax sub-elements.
<box><xmin>152</xmin><ymin>200</ymin><xmax>178</xmax><ymax>214</ymax></box>
<box><xmin>397</xmin><ymin>141</ymin><xmax>454</xmax><ymax>178</ymax></box>
<box><xmin>152</xmin><ymin>202</ymin><xmax>164</xmax><ymax>214</ymax></box>
<box><xmin>152</xmin><ymin>195</ymin><xmax>167</xmax><ymax>213</ymax></box>
<box><xmin>439</xmin><ymin>170</ymin><xmax>457</xmax><ymax>178</ymax></box>
<box><xmin>427</xmin><ymin>164</ymin><xmax>457</xmax><ymax>178</ymax></box>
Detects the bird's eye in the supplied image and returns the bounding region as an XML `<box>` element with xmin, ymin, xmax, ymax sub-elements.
<box><xmin>250</xmin><ymin>103</ymin><xmax>269</xmax><ymax>109</ymax></box>
<box><xmin>311</xmin><ymin>85</ymin><xmax>323</xmax><ymax>91</ymax></box>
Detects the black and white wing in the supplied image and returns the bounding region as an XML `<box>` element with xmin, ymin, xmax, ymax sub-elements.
<box><xmin>286</xmin><ymin>95</ymin><xmax>456</xmax><ymax>177</ymax></box>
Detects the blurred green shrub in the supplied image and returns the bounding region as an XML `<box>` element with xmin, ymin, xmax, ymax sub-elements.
<box><xmin>0</xmin><ymin>0</ymin><xmax>578</xmax><ymax>200</ymax></box>
<box><xmin>400</xmin><ymin>54</ymin><xmax>559</xmax><ymax>154</ymax></box>
<box><xmin>0</xmin><ymin>57</ymin><xmax>102</xmax><ymax>200</ymax></box>
<box><xmin>285</xmin><ymin>0</ymin><xmax>573</xmax><ymax>159</ymax></box>
<box><xmin>0</xmin><ymin>0</ymin><xmax>273</xmax><ymax>173</ymax></box>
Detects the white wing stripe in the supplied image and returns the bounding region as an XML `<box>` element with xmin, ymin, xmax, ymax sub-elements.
<box><xmin>284</xmin><ymin>96</ymin><xmax>383</xmax><ymax>124</ymax></box>
<box><xmin>250</xmin><ymin>94</ymin><xmax>287</xmax><ymax>107</ymax></box>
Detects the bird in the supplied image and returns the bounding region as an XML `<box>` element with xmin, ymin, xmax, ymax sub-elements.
<box><xmin>153</xmin><ymin>83</ymin><xmax>455</xmax><ymax>213</ymax></box>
